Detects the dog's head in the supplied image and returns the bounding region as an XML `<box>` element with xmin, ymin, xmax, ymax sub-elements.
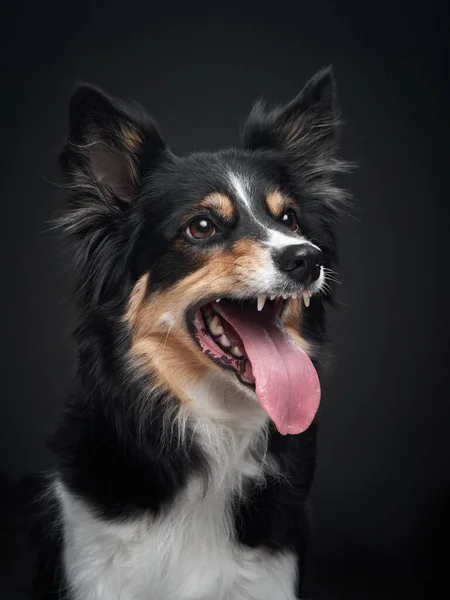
<box><xmin>59</xmin><ymin>68</ymin><xmax>347</xmax><ymax>436</ymax></box>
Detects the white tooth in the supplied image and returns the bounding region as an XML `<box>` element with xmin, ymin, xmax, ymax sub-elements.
<box><xmin>216</xmin><ymin>298</ymin><xmax>221</xmax><ymax>303</ymax></box>
<box><xmin>257</xmin><ymin>295</ymin><xmax>267</xmax><ymax>311</ymax></box>
<box><xmin>209</xmin><ymin>316</ymin><xmax>224</xmax><ymax>336</ymax></box>
<box><xmin>269</xmin><ymin>294</ymin><xmax>276</xmax><ymax>301</ymax></box>
<box><xmin>231</xmin><ymin>346</ymin><xmax>244</xmax><ymax>357</ymax></box>
<box><xmin>303</xmin><ymin>293</ymin><xmax>310</xmax><ymax>308</ymax></box>
<box><xmin>219</xmin><ymin>334</ymin><xmax>230</xmax><ymax>347</ymax></box>
<box><xmin>282</xmin><ymin>293</ymin><xmax>288</xmax><ymax>300</ymax></box>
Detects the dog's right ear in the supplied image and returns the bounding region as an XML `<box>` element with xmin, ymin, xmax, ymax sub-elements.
<box><xmin>60</xmin><ymin>83</ymin><xmax>167</xmax><ymax>207</ymax></box>
<box><xmin>58</xmin><ymin>85</ymin><xmax>168</xmax><ymax>308</ymax></box>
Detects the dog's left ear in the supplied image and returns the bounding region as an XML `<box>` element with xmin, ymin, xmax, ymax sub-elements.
<box><xmin>60</xmin><ymin>83</ymin><xmax>166</xmax><ymax>206</ymax></box>
<box><xmin>243</xmin><ymin>66</ymin><xmax>338</xmax><ymax>160</ymax></box>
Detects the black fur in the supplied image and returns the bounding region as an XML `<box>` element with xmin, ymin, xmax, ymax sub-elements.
<box><xmin>38</xmin><ymin>67</ymin><xmax>348</xmax><ymax>598</ymax></box>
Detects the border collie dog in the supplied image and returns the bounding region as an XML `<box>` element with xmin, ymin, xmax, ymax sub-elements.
<box><xmin>48</xmin><ymin>67</ymin><xmax>347</xmax><ymax>600</ymax></box>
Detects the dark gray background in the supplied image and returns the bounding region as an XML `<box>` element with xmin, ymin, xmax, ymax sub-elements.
<box><xmin>1</xmin><ymin>1</ymin><xmax>449</xmax><ymax>597</ymax></box>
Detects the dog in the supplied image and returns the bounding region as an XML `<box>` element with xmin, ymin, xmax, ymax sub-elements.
<box><xmin>40</xmin><ymin>66</ymin><xmax>348</xmax><ymax>600</ymax></box>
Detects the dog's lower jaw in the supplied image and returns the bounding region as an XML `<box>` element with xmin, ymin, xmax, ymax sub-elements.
<box><xmin>184</xmin><ymin>369</ymin><xmax>268</xmax><ymax>429</ymax></box>
<box><xmin>131</xmin><ymin>329</ymin><xmax>269</xmax><ymax>434</ymax></box>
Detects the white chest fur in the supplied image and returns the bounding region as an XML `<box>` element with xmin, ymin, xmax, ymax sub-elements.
<box><xmin>56</xmin><ymin>374</ymin><xmax>299</xmax><ymax>600</ymax></box>
<box><xmin>58</xmin><ymin>480</ymin><xmax>298</xmax><ymax>600</ymax></box>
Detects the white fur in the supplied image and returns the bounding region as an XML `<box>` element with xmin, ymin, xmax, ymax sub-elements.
<box><xmin>56</xmin><ymin>371</ymin><xmax>299</xmax><ymax>600</ymax></box>
<box><xmin>313</xmin><ymin>265</ymin><xmax>326</xmax><ymax>293</ymax></box>
<box><xmin>265</xmin><ymin>229</ymin><xmax>322</xmax><ymax>252</ymax></box>
<box><xmin>228</xmin><ymin>172</ymin><xmax>253</xmax><ymax>212</ymax></box>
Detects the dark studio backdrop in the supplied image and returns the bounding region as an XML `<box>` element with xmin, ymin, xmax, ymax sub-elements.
<box><xmin>1</xmin><ymin>1</ymin><xmax>449</xmax><ymax>598</ymax></box>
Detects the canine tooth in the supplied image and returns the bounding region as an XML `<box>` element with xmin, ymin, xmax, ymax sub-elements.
<box><xmin>219</xmin><ymin>334</ymin><xmax>230</xmax><ymax>347</ymax></box>
<box><xmin>231</xmin><ymin>346</ymin><xmax>244</xmax><ymax>357</ymax></box>
<box><xmin>209</xmin><ymin>316</ymin><xmax>224</xmax><ymax>336</ymax></box>
<box><xmin>257</xmin><ymin>295</ymin><xmax>267</xmax><ymax>311</ymax></box>
<box><xmin>303</xmin><ymin>293</ymin><xmax>310</xmax><ymax>308</ymax></box>
<box><xmin>216</xmin><ymin>298</ymin><xmax>221</xmax><ymax>303</ymax></box>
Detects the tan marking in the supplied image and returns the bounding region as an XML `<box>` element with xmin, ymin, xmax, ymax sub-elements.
<box><xmin>121</xmin><ymin>124</ymin><xmax>142</xmax><ymax>154</ymax></box>
<box><xmin>126</xmin><ymin>273</ymin><xmax>150</xmax><ymax>326</ymax></box>
<box><xmin>196</xmin><ymin>193</ymin><xmax>235</xmax><ymax>220</ymax></box>
<box><xmin>120</xmin><ymin>125</ymin><xmax>142</xmax><ymax>183</ymax></box>
<box><xmin>265</xmin><ymin>191</ymin><xmax>296</xmax><ymax>218</ymax></box>
<box><xmin>266</xmin><ymin>191</ymin><xmax>286</xmax><ymax>218</ymax></box>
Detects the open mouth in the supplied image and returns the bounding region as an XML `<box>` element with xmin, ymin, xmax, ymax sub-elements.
<box><xmin>190</xmin><ymin>293</ymin><xmax>321</xmax><ymax>436</ymax></box>
<box><xmin>192</xmin><ymin>295</ymin><xmax>295</xmax><ymax>387</ymax></box>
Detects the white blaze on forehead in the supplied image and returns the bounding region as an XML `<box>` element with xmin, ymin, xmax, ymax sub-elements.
<box><xmin>227</xmin><ymin>172</ymin><xmax>253</xmax><ymax>211</ymax></box>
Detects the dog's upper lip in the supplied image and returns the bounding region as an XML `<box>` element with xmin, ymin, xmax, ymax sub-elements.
<box><xmin>186</xmin><ymin>289</ymin><xmax>311</xmax><ymax>321</ymax></box>
<box><xmin>185</xmin><ymin>289</ymin><xmax>313</xmax><ymax>343</ymax></box>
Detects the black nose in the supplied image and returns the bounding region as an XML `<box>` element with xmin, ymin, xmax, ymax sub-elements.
<box><xmin>276</xmin><ymin>245</ymin><xmax>324</xmax><ymax>285</ymax></box>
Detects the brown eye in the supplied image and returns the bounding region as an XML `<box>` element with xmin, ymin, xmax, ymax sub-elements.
<box><xmin>280</xmin><ymin>209</ymin><xmax>298</xmax><ymax>232</ymax></box>
<box><xmin>186</xmin><ymin>218</ymin><xmax>216</xmax><ymax>240</ymax></box>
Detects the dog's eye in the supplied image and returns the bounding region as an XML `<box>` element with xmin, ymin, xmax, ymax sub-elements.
<box><xmin>186</xmin><ymin>218</ymin><xmax>216</xmax><ymax>240</ymax></box>
<box><xmin>280</xmin><ymin>210</ymin><xmax>298</xmax><ymax>232</ymax></box>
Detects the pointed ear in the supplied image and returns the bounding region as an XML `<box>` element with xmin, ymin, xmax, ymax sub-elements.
<box><xmin>59</xmin><ymin>83</ymin><xmax>166</xmax><ymax>205</ymax></box>
<box><xmin>243</xmin><ymin>66</ymin><xmax>338</xmax><ymax>160</ymax></box>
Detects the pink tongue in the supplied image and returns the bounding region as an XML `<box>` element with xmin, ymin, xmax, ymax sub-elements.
<box><xmin>215</xmin><ymin>303</ymin><xmax>321</xmax><ymax>435</ymax></box>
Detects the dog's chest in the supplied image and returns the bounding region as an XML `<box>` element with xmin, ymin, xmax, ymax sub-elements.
<box><xmin>58</xmin><ymin>455</ymin><xmax>298</xmax><ymax>600</ymax></box>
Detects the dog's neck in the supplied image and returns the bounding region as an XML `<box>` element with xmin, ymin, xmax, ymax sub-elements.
<box><xmin>175</xmin><ymin>370</ymin><xmax>274</xmax><ymax>494</ymax></box>
<box><xmin>184</xmin><ymin>370</ymin><xmax>267</xmax><ymax>433</ymax></box>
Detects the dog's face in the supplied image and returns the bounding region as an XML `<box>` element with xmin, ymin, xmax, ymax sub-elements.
<box><xmin>60</xmin><ymin>68</ymin><xmax>346</xmax><ymax>435</ymax></box>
